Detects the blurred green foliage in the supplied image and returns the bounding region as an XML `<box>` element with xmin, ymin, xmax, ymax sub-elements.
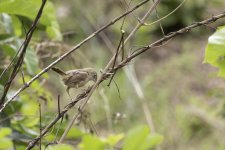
<box><xmin>1</xmin><ymin>0</ymin><xmax>225</xmax><ymax>149</ymax></box>
<box><xmin>0</xmin><ymin>127</ymin><xmax>13</xmax><ymax>149</ymax></box>
<box><xmin>0</xmin><ymin>0</ymin><xmax>62</xmax><ymax>40</ymax></box>
<box><xmin>204</xmin><ymin>26</ymin><xmax>225</xmax><ymax>77</ymax></box>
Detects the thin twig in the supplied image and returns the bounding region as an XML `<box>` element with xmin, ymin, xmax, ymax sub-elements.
<box><xmin>57</xmin><ymin>95</ymin><xmax>61</xmax><ymax>115</ymax></box>
<box><xmin>113</xmin><ymin>79</ymin><xmax>122</xmax><ymax>100</ymax></box>
<box><xmin>26</xmin><ymin>12</ymin><xmax>225</xmax><ymax>149</ymax></box>
<box><xmin>143</xmin><ymin>0</ymin><xmax>186</xmax><ymax>26</ymax></box>
<box><xmin>59</xmin><ymin>0</ymin><xmax>160</xmax><ymax>142</ymax></box>
<box><xmin>108</xmin><ymin>31</ymin><xmax>125</xmax><ymax>86</ymax></box>
<box><xmin>20</xmin><ymin>69</ymin><xmax>26</xmax><ymax>85</ymax></box>
<box><xmin>153</xmin><ymin>0</ymin><xmax>165</xmax><ymax>35</ymax></box>
<box><xmin>115</xmin><ymin>12</ymin><xmax>225</xmax><ymax>69</ymax></box>
<box><xmin>60</xmin><ymin>11</ymin><xmax>225</xmax><ymax>142</ymax></box>
<box><xmin>0</xmin><ymin>0</ymin><xmax>47</xmax><ymax>106</ymax></box>
<box><xmin>26</xmin><ymin>86</ymin><xmax>92</xmax><ymax>149</ymax></box>
<box><xmin>90</xmin><ymin>0</ymin><xmax>159</xmax><ymax>137</ymax></box>
<box><xmin>0</xmin><ymin>0</ymin><xmax>151</xmax><ymax>113</ymax></box>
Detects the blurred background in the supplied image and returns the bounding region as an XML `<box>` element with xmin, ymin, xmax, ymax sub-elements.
<box><xmin>1</xmin><ymin>0</ymin><xmax>225</xmax><ymax>149</ymax></box>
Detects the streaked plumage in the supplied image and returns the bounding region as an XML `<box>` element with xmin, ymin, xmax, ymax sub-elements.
<box><xmin>52</xmin><ymin>67</ymin><xmax>97</xmax><ymax>98</ymax></box>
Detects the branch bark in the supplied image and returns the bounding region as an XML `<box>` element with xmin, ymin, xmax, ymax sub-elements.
<box><xmin>0</xmin><ymin>0</ymin><xmax>151</xmax><ymax>113</ymax></box>
<box><xmin>25</xmin><ymin>11</ymin><xmax>225</xmax><ymax>149</ymax></box>
<box><xmin>0</xmin><ymin>0</ymin><xmax>47</xmax><ymax>107</ymax></box>
<box><xmin>59</xmin><ymin>0</ymin><xmax>162</xmax><ymax>143</ymax></box>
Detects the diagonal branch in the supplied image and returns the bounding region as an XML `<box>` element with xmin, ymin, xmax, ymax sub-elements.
<box><xmin>26</xmin><ymin>11</ymin><xmax>225</xmax><ymax>149</ymax></box>
<box><xmin>0</xmin><ymin>0</ymin><xmax>151</xmax><ymax>113</ymax></box>
<box><xmin>26</xmin><ymin>86</ymin><xmax>92</xmax><ymax>150</ymax></box>
<box><xmin>114</xmin><ymin>12</ymin><xmax>225</xmax><ymax>70</ymax></box>
<box><xmin>61</xmin><ymin>11</ymin><xmax>225</xmax><ymax>142</ymax></box>
<box><xmin>0</xmin><ymin>0</ymin><xmax>47</xmax><ymax>106</ymax></box>
<box><xmin>59</xmin><ymin>0</ymin><xmax>162</xmax><ymax>142</ymax></box>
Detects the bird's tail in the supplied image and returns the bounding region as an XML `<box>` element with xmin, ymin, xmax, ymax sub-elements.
<box><xmin>52</xmin><ymin>67</ymin><xmax>66</xmax><ymax>76</ymax></box>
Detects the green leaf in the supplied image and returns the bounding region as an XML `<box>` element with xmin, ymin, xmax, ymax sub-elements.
<box><xmin>138</xmin><ymin>133</ymin><xmax>164</xmax><ymax>150</ymax></box>
<box><xmin>0</xmin><ymin>36</ymin><xmax>39</xmax><ymax>75</ymax></box>
<box><xmin>122</xmin><ymin>125</ymin><xmax>150</xmax><ymax>150</ymax></box>
<box><xmin>0</xmin><ymin>137</ymin><xmax>13</xmax><ymax>149</ymax></box>
<box><xmin>11</xmin><ymin>15</ymin><xmax>22</xmax><ymax>36</ymax></box>
<box><xmin>24</xmin><ymin>47</ymin><xmax>39</xmax><ymax>75</ymax></box>
<box><xmin>0</xmin><ymin>13</ymin><xmax>13</xmax><ymax>34</ymax></box>
<box><xmin>106</xmin><ymin>133</ymin><xmax>124</xmax><ymax>146</ymax></box>
<box><xmin>20</xmin><ymin>94</ymin><xmax>39</xmax><ymax>115</ymax></box>
<box><xmin>46</xmin><ymin>25</ymin><xmax>62</xmax><ymax>41</ymax></box>
<box><xmin>67</xmin><ymin>127</ymin><xmax>84</xmax><ymax>139</ymax></box>
<box><xmin>204</xmin><ymin>26</ymin><xmax>225</xmax><ymax>77</ymax></box>
<box><xmin>80</xmin><ymin>134</ymin><xmax>106</xmax><ymax>150</ymax></box>
<box><xmin>0</xmin><ymin>128</ymin><xmax>12</xmax><ymax>138</ymax></box>
<box><xmin>4</xmin><ymin>100</ymin><xmax>22</xmax><ymax>115</ymax></box>
<box><xmin>46</xmin><ymin>144</ymin><xmax>74</xmax><ymax>150</ymax></box>
<box><xmin>15</xmin><ymin>123</ymin><xmax>39</xmax><ymax>136</ymax></box>
<box><xmin>122</xmin><ymin>125</ymin><xmax>163</xmax><ymax>150</ymax></box>
<box><xmin>0</xmin><ymin>0</ymin><xmax>62</xmax><ymax>40</ymax></box>
<box><xmin>0</xmin><ymin>34</ymin><xmax>13</xmax><ymax>40</ymax></box>
<box><xmin>23</xmin><ymin>117</ymin><xmax>39</xmax><ymax>128</ymax></box>
<box><xmin>0</xmin><ymin>44</ymin><xmax>17</xmax><ymax>57</ymax></box>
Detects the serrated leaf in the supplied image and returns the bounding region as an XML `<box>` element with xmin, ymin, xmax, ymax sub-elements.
<box><xmin>204</xmin><ymin>26</ymin><xmax>225</xmax><ymax>77</ymax></box>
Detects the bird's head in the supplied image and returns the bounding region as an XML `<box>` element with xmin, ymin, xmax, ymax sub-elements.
<box><xmin>90</xmin><ymin>70</ymin><xmax>97</xmax><ymax>82</ymax></box>
<box><xmin>83</xmin><ymin>68</ymin><xmax>97</xmax><ymax>82</ymax></box>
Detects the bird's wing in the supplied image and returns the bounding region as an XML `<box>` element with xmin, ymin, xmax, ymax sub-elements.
<box><xmin>64</xmin><ymin>71</ymin><xmax>88</xmax><ymax>85</ymax></box>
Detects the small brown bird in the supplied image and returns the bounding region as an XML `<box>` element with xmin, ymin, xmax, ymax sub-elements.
<box><xmin>52</xmin><ymin>67</ymin><xmax>97</xmax><ymax>98</ymax></box>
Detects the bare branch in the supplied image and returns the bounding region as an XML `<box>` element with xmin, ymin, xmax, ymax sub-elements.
<box><xmin>114</xmin><ymin>12</ymin><xmax>225</xmax><ymax>70</ymax></box>
<box><xmin>0</xmin><ymin>0</ymin><xmax>47</xmax><ymax>106</ymax></box>
<box><xmin>26</xmin><ymin>86</ymin><xmax>93</xmax><ymax>149</ymax></box>
<box><xmin>0</xmin><ymin>0</ymin><xmax>151</xmax><ymax>113</ymax></box>
<box><xmin>108</xmin><ymin>30</ymin><xmax>125</xmax><ymax>87</ymax></box>
<box><xmin>25</xmin><ymin>11</ymin><xmax>225</xmax><ymax>149</ymax></box>
<box><xmin>59</xmin><ymin>0</ymin><xmax>160</xmax><ymax>142</ymax></box>
<box><xmin>60</xmin><ymin>11</ymin><xmax>225</xmax><ymax>142</ymax></box>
